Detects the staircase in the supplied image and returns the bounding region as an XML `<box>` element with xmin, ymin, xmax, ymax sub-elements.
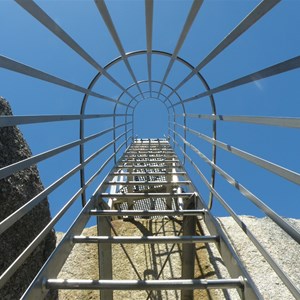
<box><xmin>21</xmin><ymin>139</ymin><xmax>261</xmax><ymax>299</ymax></box>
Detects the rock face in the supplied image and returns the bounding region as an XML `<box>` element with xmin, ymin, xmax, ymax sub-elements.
<box><xmin>217</xmin><ymin>216</ymin><xmax>300</xmax><ymax>300</ymax></box>
<box><xmin>57</xmin><ymin>218</ymin><xmax>223</xmax><ymax>300</ymax></box>
<box><xmin>57</xmin><ymin>216</ymin><xmax>300</xmax><ymax>300</ymax></box>
<box><xmin>0</xmin><ymin>97</ymin><xmax>56</xmax><ymax>299</ymax></box>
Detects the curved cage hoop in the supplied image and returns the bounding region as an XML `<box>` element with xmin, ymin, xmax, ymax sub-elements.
<box><xmin>0</xmin><ymin>1</ymin><xmax>299</xmax><ymax>299</ymax></box>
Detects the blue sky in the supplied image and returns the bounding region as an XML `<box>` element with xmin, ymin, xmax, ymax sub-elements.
<box><xmin>1</xmin><ymin>0</ymin><xmax>299</xmax><ymax>231</ymax></box>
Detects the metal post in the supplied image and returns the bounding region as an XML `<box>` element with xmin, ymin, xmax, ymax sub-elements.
<box><xmin>97</xmin><ymin>201</ymin><xmax>113</xmax><ymax>300</ymax></box>
<box><xmin>181</xmin><ymin>195</ymin><xmax>196</xmax><ymax>300</ymax></box>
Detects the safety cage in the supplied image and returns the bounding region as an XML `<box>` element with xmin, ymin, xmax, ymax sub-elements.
<box><xmin>0</xmin><ymin>1</ymin><xmax>299</xmax><ymax>299</ymax></box>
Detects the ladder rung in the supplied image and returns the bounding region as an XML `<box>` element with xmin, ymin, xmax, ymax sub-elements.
<box><xmin>126</xmin><ymin>152</ymin><xmax>175</xmax><ymax>155</ymax></box>
<box><xmin>124</xmin><ymin>154</ymin><xmax>177</xmax><ymax>157</ymax></box>
<box><xmin>120</xmin><ymin>162</ymin><xmax>179</xmax><ymax>165</ymax></box>
<box><xmin>121</xmin><ymin>159</ymin><xmax>179</xmax><ymax>162</ymax></box>
<box><xmin>47</xmin><ymin>278</ymin><xmax>243</xmax><ymax>290</ymax></box>
<box><xmin>116</xmin><ymin>165</ymin><xmax>182</xmax><ymax>169</ymax></box>
<box><xmin>129</xmin><ymin>147</ymin><xmax>171</xmax><ymax>150</ymax></box>
<box><xmin>111</xmin><ymin>172</ymin><xmax>187</xmax><ymax>176</ymax></box>
<box><xmin>128</xmin><ymin>150</ymin><xmax>172</xmax><ymax>152</ymax></box>
<box><xmin>98</xmin><ymin>192</ymin><xmax>194</xmax><ymax>198</ymax></box>
<box><xmin>106</xmin><ymin>180</ymin><xmax>191</xmax><ymax>185</ymax></box>
<box><xmin>89</xmin><ymin>209</ymin><xmax>207</xmax><ymax>216</ymax></box>
<box><xmin>73</xmin><ymin>235</ymin><xmax>219</xmax><ymax>244</ymax></box>
<box><xmin>123</xmin><ymin>158</ymin><xmax>178</xmax><ymax>160</ymax></box>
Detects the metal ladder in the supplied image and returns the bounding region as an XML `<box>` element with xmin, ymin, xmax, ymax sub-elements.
<box><xmin>22</xmin><ymin>139</ymin><xmax>262</xmax><ymax>299</ymax></box>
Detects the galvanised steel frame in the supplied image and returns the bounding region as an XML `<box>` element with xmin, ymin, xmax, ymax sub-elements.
<box><xmin>0</xmin><ymin>0</ymin><xmax>299</xmax><ymax>299</ymax></box>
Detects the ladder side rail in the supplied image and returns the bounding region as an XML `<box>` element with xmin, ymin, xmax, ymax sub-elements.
<box><xmin>0</xmin><ymin>131</ymin><xmax>129</xmax><ymax>289</ymax></box>
<box><xmin>0</xmin><ymin>148</ymin><xmax>119</xmax><ymax>290</ymax></box>
<box><xmin>0</xmin><ymin>127</ymin><xmax>128</xmax><ymax>236</ymax></box>
<box><xmin>19</xmin><ymin>137</ymin><xmax>130</xmax><ymax>299</ymax></box>
<box><xmin>172</xmin><ymin>129</ymin><xmax>300</xmax><ymax>243</ymax></box>
<box><xmin>171</xmin><ymin>137</ymin><xmax>263</xmax><ymax>299</ymax></box>
<box><xmin>171</xmin><ymin>136</ymin><xmax>300</xmax><ymax>299</ymax></box>
<box><xmin>94</xmin><ymin>140</ymin><xmax>134</xmax><ymax>300</ymax></box>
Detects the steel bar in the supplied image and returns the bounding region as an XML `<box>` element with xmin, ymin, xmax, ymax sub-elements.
<box><xmin>20</xmin><ymin>197</ymin><xmax>96</xmax><ymax>299</ymax></box>
<box><xmin>179</xmin><ymin>113</ymin><xmax>300</xmax><ymax>128</ymax></box>
<box><xmin>173</xmin><ymin>129</ymin><xmax>300</xmax><ymax>244</ymax></box>
<box><xmin>123</xmin><ymin>156</ymin><xmax>178</xmax><ymax>160</ymax></box>
<box><xmin>124</xmin><ymin>153</ymin><xmax>177</xmax><ymax>156</ymax></box>
<box><xmin>0</xmin><ymin>130</ymin><xmax>129</xmax><ymax>235</ymax></box>
<box><xmin>112</xmin><ymin>172</ymin><xmax>186</xmax><ymax>175</ymax></box>
<box><xmin>160</xmin><ymin>138</ymin><xmax>263</xmax><ymax>299</ymax></box>
<box><xmin>46</xmin><ymin>278</ymin><xmax>243</xmax><ymax>290</ymax></box>
<box><xmin>0</xmin><ymin>123</ymin><xmax>127</xmax><ymax>180</ymax></box>
<box><xmin>115</xmin><ymin>165</ymin><xmax>183</xmax><ymax>169</ymax></box>
<box><xmin>73</xmin><ymin>235</ymin><xmax>218</xmax><ymax>244</ymax></box>
<box><xmin>182</xmin><ymin>199</ymin><xmax>197</xmax><ymax>300</ymax></box>
<box><xmin>127</xmin><ymin>151</ymin><xmax>173</xmax><ymax>154</ymax></box>
<box><xmin>0</xmin><ymin>188</ymin><xmax>82</xmax><ymax>290</ymax></box>
<box><xmin>15</xmin><ymin>0</ymin><xmax>135</xmax><ymax>99</ymax></box>
<box><xmin>97</xmin><ymin>202</ymin><xmax>113</xmax><ymax>300</ymax></box>
<box><xmin>115</xmin><ymin>166</ymin><xmax>182</xmax><ymax>170</ymax></box>
<box><xmin>98</xmin><ymin>192</ymin><xmax>194</xmax><ymax>198</ymax></box>
<box><xmin>157</xmin><ymin>0</ymin><xmax>203</xmax><ymax>96</ymax></box>
<box><xmin>127</xmin><ymin>150</ymin><xmax>174</xmax><ymax>153</ymax></box>
<box><xmin>167</xmin><ymin>0</ymin><xmax>281</xmax><ymax>98</ymax></box>
<box><xmin>0</xmin><ymin>138</ymin><xmax>124</xmax><ymax>289</ymax></box>
<box><xmin>101</xmin><ymin>204</ymin><xmax>151</xmax><ymax>300</ymax></box>
<box><xmin>20</xmin><ymin>142</ymin><xmax>132</xmax><ymax>299</ymax></box>
<box><xmin>0</xmin><ymin>55</ymin><xmax>130</xmax><ymax>106</ymax></box>
<box><xmin>145</xmin><ymin>0</ymin><xmax>153</xmax><ymax>95</ymax></box>
<box><xmin>94</xmin><ymin>0</ymin><xmax>144</xmax><ymax>98</ymax></box>
<box><xmin>121</xmin><ymin>79</ymin><xmax>183</xmax><ymax>108</ymax></box>
<box><xmin>172</xmin><ymin>138</ymin><xmax>300</xmax><ymax>298</ymax></box>
<box><xmin>0</xmin><ymin>113</ymin><xmax>129</xmax><ymax>127</ymax></box>
<box><xmin>89</xmin><ymin>209</ymin><xmax>206</xmax><ymax>216</ymax></box>
<box><xmin>125</xmin><ymin>150</ymin><xmax>175</xmax><ymax>153</ymax></box>
<box><xmin>173</xmin><ymin>123</ymin><xmax>300</xmax><ymax>185</ymax></box>
<box><xmin>145</xmin><ymin>227</ymin><xmax>184</xmax><ymax>300</ymax></box>
<box><xmin>117</xmin><ymin>162</ymin><xmax>181</xmax><ymax>166</ymax></box>
<box><xmin>106</xmin><ymin>180</ymin><xmax>190</xmax><ymax>185</ymax></box>
<box><xmin>121</xmin><ymin>159</ymin><xmax>179</xmax><ymax>163</ymax></box>
<box><xmin>172</xmin><ymin>56</ymin><xmax>300</xmax><ymax>107</ymax></box>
